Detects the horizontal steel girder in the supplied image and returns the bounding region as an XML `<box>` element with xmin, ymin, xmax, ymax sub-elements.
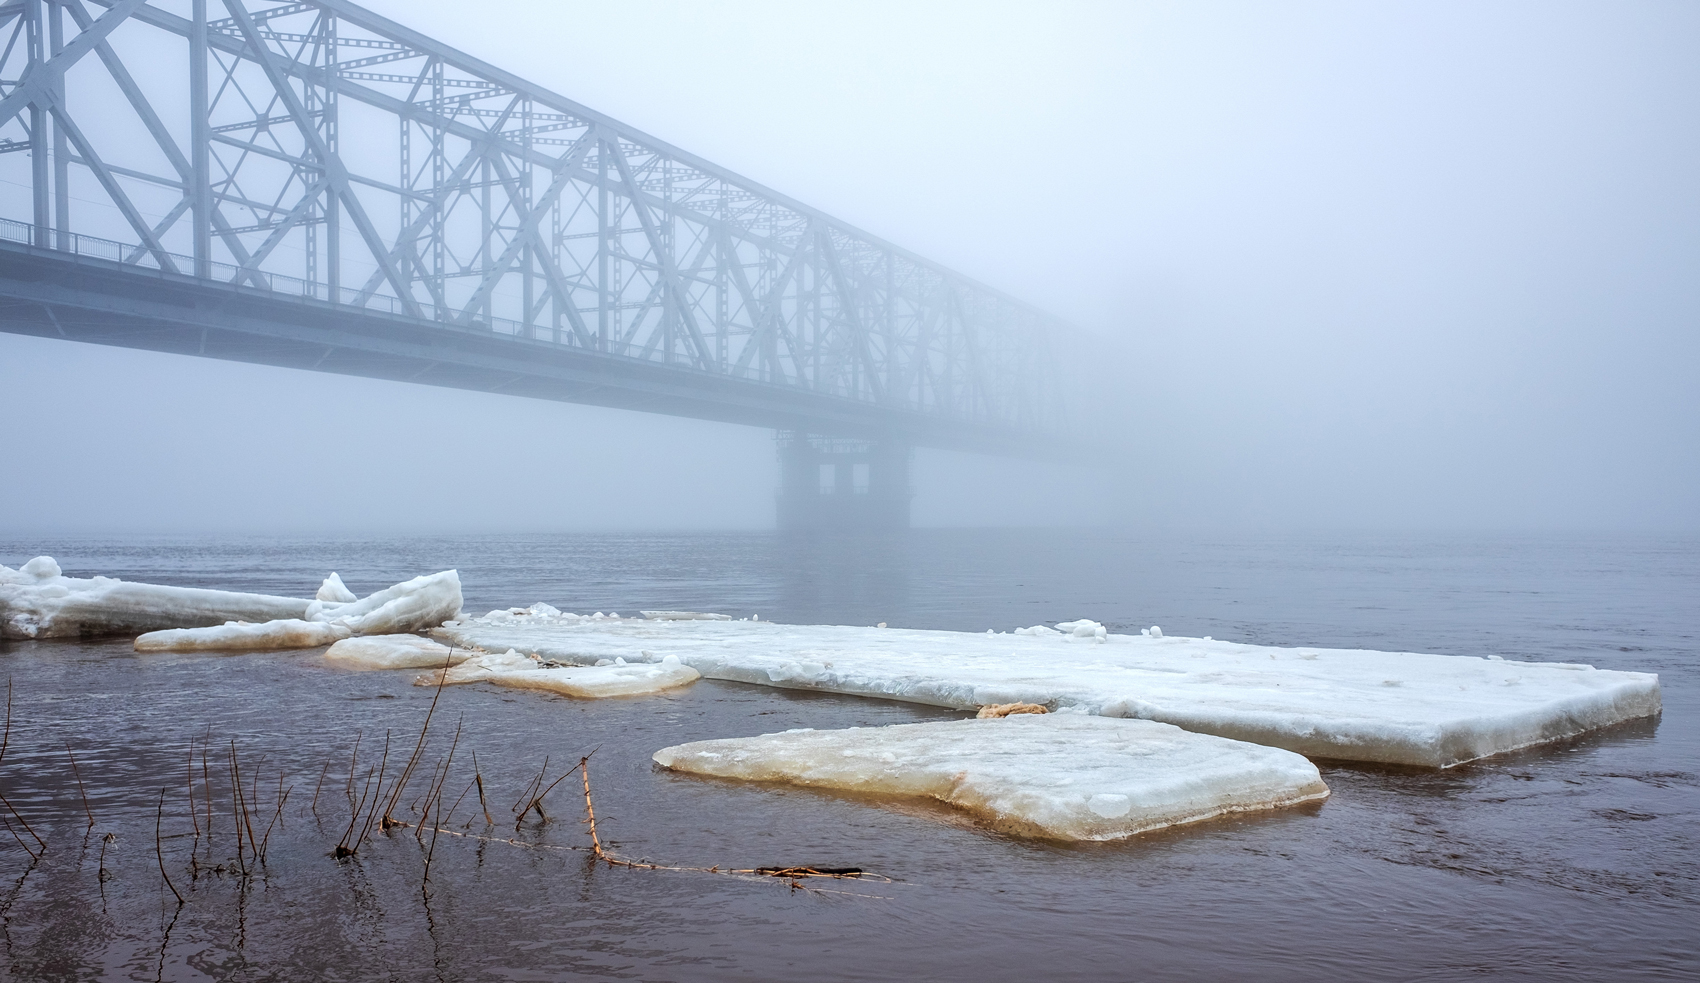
<box><xmin>0</xmin><ymin>242</ymin><xmax>1063</xmax><ymax>457</ymax></box>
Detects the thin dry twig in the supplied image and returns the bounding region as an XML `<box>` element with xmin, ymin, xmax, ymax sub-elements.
<box><xmin>67</xmin><ymin>742</ymin><xmax>95</xmax><ymax>828</ymax></box>
<box><xmin>155</xmin><ymin>789</ymin><xmax>184</xmax><ymax>906</ymax></box>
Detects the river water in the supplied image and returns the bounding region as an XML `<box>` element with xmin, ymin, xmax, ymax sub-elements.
<box><xmin>0</xmin><ymin>531</ymin><xmax>1693</xmax><ymax>982</ymax></box>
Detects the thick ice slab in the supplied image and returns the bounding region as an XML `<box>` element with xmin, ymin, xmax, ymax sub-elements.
<box><xmin>654</xmin><ymin>714</ymin><xmax>1329</xmax><ymax>841</ymax></box>
<box><xmin>307</xmin><ymin>570</ymin><xmax>461</xmax><ymax>635</ymax></box>
<box><xmin>2</xmin><ymin>556</ymin><xmax>309</xmax><ymax>639</ymax></box>
<box><xmin>427</xmin><ymin>648</ymin><xmax>699</xmax><ymax>698</ymax></box>
<box><xmin>135</xmin><ymin>619</ymin><xmax>350</xmax><ymax>653</ymax></box>
<box><xmin>437</xmin><ymin>613</ymin><xmax>1662</xmax><ymax>767</ymax></box>
<box><xmin>324</xmin><ymin>634</ymin><xmax>468</xmax><ymax>670</ymax></box>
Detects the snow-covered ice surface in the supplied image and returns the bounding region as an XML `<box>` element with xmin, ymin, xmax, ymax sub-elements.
<box><xmin>654</xmin><ymin>713</ymin><xmax>1329</xmax><ymax>841</ymax></box>
<box><xmin>1</xmin><ymin>556</ymin><xmax>310</xmax><ymax>639</ymax></box>
<box><xmin>437</xmin><ymin>615</ymin><xmax>1662</xmax><ymax>767</ymax></box>
<box><xmin>430</xmin><ymin>648</ymin><xmax>699</xmax><ymax>699</ymax></box>
<box><xmin>306</xmin><ymin>570</ymin><xmax>461</xmax><ymax>635</ymax></box>
<box><xmin>323</xmin><ymin>634</ymin><xmax>467</xmax><ymax>670</ymax></box>
<box><xmin>135</xmin><ymin>619</ymin><xmax>350</xmax><ymax>653</ymax></box>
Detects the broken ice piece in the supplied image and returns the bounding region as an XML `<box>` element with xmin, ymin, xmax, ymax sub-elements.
<box><xmin>425</xmin><ymin>648</ymin><xmax>699</xmax><ymax>698</ymax></box>
<box><xmin>653</xmin><ymin>714</ymin><xmax>1329</xmax><ymax>842</ymax></box>
<box><xmin>324</xmin><ymin>634</ymin><xmax>469</xmax><ymax>670</ymax></box>
<box><xmin>307</xmin><ymin>570</ymin><xmax>462</xmax><ymax>635</ymax></box>
<box><xmin>2</xmin><ymin>556</ymin><xmax>310</xmax><ymax>639</ymax></box>
<box><xmin>316</xmin><ymin>573</ymin><xmax>358</xmax><ymax>603</ymax></box>
<box><xmin>135</xmin><ymin>619</ymin><xmax>350</xmax><ymax>653</ymax></box>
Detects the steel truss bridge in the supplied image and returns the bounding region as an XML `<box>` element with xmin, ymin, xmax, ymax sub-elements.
<box><xmin>0</xmin><ymin>0</ymin><xmax>1079</xmax><ymax>522</ymax></box>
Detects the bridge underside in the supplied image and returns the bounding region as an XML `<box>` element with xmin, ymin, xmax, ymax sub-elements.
<box><xmin>0</xmin><ymin>243</ymin><xmax>1034</xmax><ymax>460</ymax></box>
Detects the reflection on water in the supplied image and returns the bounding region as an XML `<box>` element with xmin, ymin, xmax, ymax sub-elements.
<box><xmin>0</xmin><ymin>531</ymin><xmax>1694</xmax><ymax>981</ymax></box>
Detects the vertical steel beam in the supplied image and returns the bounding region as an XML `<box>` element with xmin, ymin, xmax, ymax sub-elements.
<box><xmin>48</xmin><ymin>1</ymin><xmax>66</xmax><ymax>249</ymax></box>
<box><xmin>190</xmin><ymin>0</ymin><xmax>210</xmax><ymax>277</ymax></box>
<box><xmin>26</xmin><ymin>0</ymin><xmax>47</xmax><ymax>246</ymax></box>
<box><xmin>323</xmin><ymin>10</ymin><xmax>339</xmax><ymax>300</ymax></box>
<box><xmin>597</xmin><ymin>135</ymin><xmax>609</xmax><ymax>352</ymax></box>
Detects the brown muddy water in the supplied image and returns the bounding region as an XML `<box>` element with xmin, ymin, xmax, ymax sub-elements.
<box><xmin>0</xmin><ymin>531</ymin><xmax>1693</xmax><ymax>982</ymax></box>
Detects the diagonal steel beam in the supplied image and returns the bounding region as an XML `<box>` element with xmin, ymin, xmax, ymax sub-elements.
<box><xmin>607</xmin><ymin>135</ymin><xmax>712</xmax><ymax>369</ymax></box>
<box><xmin>457</xmin><ymin>129</ymin><xmax>594</xmax><ymax>323</ymax></box>
<box><xmin>220</xmin><ymin>0</ymin><xmax>421</xmax><ymax>316</ymax></box>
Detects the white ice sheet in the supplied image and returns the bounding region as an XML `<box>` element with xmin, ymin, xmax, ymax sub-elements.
<box><xmin>654</xmin><ymin>713</ymin><xmax>1329</xmax><ymax>841</ymax></box>
<box><xmin>437</xmin><ymin>613</ymin><xmax>1662</xmax><ymax>767</ymax></box>
<box><xmin>2</xmin><ymin>556</ymin><xmax>310</xmax><ymax>639</ymax></box>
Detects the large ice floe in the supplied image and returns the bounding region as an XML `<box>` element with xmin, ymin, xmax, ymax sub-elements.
<box><xmin>653</xmin><ymin>713</ymin><xmax>1329</xmax><ymax>841</ymax></box>
<box><xmin>424</xmin><ymin>647</ymin><xmax>699</xmax><ymax>699</ymax></box>
<box><xmin>133</xmin><ymin>570</ymin><xmax>464</xmax><ymax>652</ymax></box>
<box><xmin>436</xmin><ymin>613</ymin><xmax>1662</xmax><ymax>768</ymax></box>
<box><xmin>2</xmin><ymin>556</ymin><xmax>310</xmax><ymax>639</ymax></box>
<box><xmin>324</xmin><ymin>634</ymin><xmax>469</xmax><ymax>670</ymax></box>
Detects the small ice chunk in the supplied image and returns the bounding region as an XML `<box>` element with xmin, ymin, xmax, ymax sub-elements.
<box><xmin>316</xmin><ymin>573</ymin><xmax>358</xmax><ymax>603</ymax></box>
<box><xmin>654</xmin><ymin>715</ymin><xmax>1329</xmax><ymax>841</ymax></box>
<box><xmin>1014</xmin><ymin>625</ymin><xmax>1061</xmax><ymax>636</ymax></box>
<box><xmin>1056</xmin><ymin>619</ymin><xmax>1106</xmax><ymax>639</ymax></box>
<box><xmin>527</xmin><ymin>602</ymin><xmax>562</xmax><ymax>617</ymax></box>
<box><xmin>135</xmin><ymin>619</ymin><xmax>350</xmax><ymax>653</ymax></box>
<box><xmin>324</xmin><ymin>634</ymin><xmax>468</xmax><ymax>670</ymax></box>
<box><xmin>21</xmin><ymin>556</ymin><xmax>61</xmax><ymax>581</ymax></box>
<box><xmin>641</xmin><ymin>611</ymin><xmax>733</xmax><ymax>621</ymax></box>
<box><xmin>1149</xmin><ymin>626</ymin><xmax>1163</xmax><ymax>638</ymax></box>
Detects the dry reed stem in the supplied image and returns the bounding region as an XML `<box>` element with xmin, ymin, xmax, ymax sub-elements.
<box><xmin>67</xmin><ymin>742</ymin><xmax>95</xmax><ymax>828</ymax></box>
<box><xmin>344</xmin><ymin>731</ymin><xmax>363</xmax><ymax>810</ymax></box>
<box><xmin>0</xmin><ymin>680</ymin><xmax>45</xmax><ymax>857</ymax></box>
<box><xmin>1</xmin><ymin>812</ymin><xmax>38</xmax><ymax>862</ymax></box>
<box><xmin>199</xmin><ymin>742</ymin><xmax>212</xmax><ymax>847</ymax></box>
<box><xmin>310</xmin><ymin>757</ymin><xmax>331</xmax><ymax>818</ymax></box>
<box><xmin>230</xmin><ymin>742</ymin><xmax>259</xmax><ymax>868</ymax></box>
<box><xmin>384</xmin><ymin>649</ymin><xmax>454</xmax><ymax>829</ymax></box>
<box><xmin>257</xmin><ymin>780</ymin><xmax>290</xmax><ymax>865</ymax></box>
<box><xmin>512</xmin><ymin>756</ymin><xmax>551</xmax><ymax>830</ymax></box>
<box><xmin>335</xmin><ymin>764</ymin><xmax>376</xmax><ymax>858</ymax></box>
<box><xmin>471</xmin><ymin>750</ymin><xmax>494</xmax><ymax>826</ymax></box>
<box><xmin>155</xmin><ymin>789</ymin><xmax>184</xmax><ymax>906</ymax></box>
<box><xmin>226</xmin><ymin>745</ymin><xmax>247</xmax><ymax>876</ymax></box>
<box><xmin>183</xmin><ymin>741</ymin><xmax>197</xmax><ymax>838</ymax></box>
<box><xmin>353</xmin><ymin>732</ymin><xmax>393</xmax><ymax>854</ymax></box>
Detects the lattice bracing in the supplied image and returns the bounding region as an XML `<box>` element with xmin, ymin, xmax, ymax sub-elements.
<box><xmin>0</xmin><ymin>0</ymin><xmax>1077</xmax><ymax>445</ymax></box>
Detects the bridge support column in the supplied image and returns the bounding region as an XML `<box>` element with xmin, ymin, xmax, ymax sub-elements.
<box><xmin>776</xmin><ymin>432</ymin><xmax>911</xmax><ymax>531</ymax></box>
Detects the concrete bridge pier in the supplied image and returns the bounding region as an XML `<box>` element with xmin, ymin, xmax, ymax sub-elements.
<box><xmin>776</xmin><ymin>432</ymin><xmax>912</xmax><ymax>531</ymax></box>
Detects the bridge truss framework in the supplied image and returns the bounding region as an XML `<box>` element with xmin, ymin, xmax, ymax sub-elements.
<box><xmin>0</xmin><ymin>0</ymin><xmax>1077</xmax><ymax>460</ymax></box>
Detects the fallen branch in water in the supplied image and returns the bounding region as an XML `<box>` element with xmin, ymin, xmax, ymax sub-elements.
<box><xmin>575</xmin><ymin>756</ymin><xmax>890</xmax><ymax>895</ymax></box>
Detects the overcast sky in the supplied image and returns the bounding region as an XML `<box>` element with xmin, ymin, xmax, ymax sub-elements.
<box><xmin>2</xmin><ymin>0</ymin><xmax>1695</xmax><ymax>534</ymax></box>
